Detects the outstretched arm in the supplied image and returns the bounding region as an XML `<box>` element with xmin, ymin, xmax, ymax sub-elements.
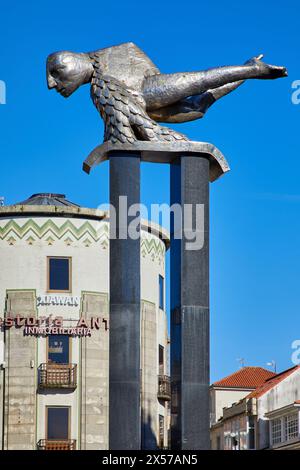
<box><xmin>149</xmin><ymin>80</ymin><xmax>244</xmax><ymax>123</ymax></box>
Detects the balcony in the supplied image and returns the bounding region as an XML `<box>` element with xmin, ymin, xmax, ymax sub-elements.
<box><xmin>37</xmin><ymin>439</ymin><xmax>76</xmax><ymax>451</ymax></box>
<box><xmin>38</xmin><ymin>363</ymin><xmax>77</xmax><ymax>389</ymax></box>
<box><xmin>158</xmin><ymin>375</ymin><xmax>171</xmax><ymax>401</ymax></box>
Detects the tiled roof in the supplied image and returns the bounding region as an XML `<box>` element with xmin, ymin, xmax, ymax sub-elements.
<box><xmin>247</xmin><ymin>366</ymin><xmax>300</xmax><ymax>399</ymax></box>
<box><xmin>15</xmin><ymin>193</ymin><xmax>80</xmax><ymax>207</ymax></box>
<box><xmin>213</xmin><ymin>367</ymin><xmax>276</xmax><ymax>389</ymax></box>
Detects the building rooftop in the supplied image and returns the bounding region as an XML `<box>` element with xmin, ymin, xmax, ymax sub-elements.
<box><xmin>247</xmin><ymin>366</ymin><xmax>300</xmax><ymax>399</ymax></box>
<box><xmin>16</xmin><ymin>193</ymin><xmax>80</xmax><ymax>207</ymax></box>
<box><xmin>0</xmin><ymin>193</ymin><xmax>171</xmax><ymax>248</ymax></box>
<box><xmin>212</xmin><ymin>366</ymin><xmax>276</xmax><ymax>389</ymax></box>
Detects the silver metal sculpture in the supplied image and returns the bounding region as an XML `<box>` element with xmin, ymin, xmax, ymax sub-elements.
<box><xmin>47</xmin><ymin>42</ymin><xmax>287</xmax><ymax>144</ymax></box>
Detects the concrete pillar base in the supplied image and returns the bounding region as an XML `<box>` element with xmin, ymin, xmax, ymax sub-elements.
<box><xmin>170</xmin><ymin>155</ymin><xmax>210</xmax><ymax>450</ymax></box>
<box><xmin>109</xmin><ymin>152</ymin><xmax>141</xmax><ymax>450</ymax></box>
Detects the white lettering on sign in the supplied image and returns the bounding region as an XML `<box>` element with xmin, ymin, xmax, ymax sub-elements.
<box><xmin>37</xmin><ymin>295</ymin><xmax>80</xmax><ymax>307</ymax></box>
<box><xmin>24</xmin><ymin>326</ymin><xmax>92</xmax><ymax>337</ymax></box>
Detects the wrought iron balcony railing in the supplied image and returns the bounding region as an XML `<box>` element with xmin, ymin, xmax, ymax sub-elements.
<box><xmin>38</xmin><ymin>363</ymin><xmax>77</xmax><ymax>389</ymax></box>
<box><xmin>158</xmin><ymin>375</ymin><xmax>171</xmax><ymax>401</ymax></box>
<box><xmin>37</xmin><ymin>439</ymin><xmax>76</xmax><ymax>451</ymax></box>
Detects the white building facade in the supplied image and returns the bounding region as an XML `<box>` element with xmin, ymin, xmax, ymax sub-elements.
<box><xmin>0</xmin><ymin>193</ymin><xmax>170</xmax><ymax>450</ymax></box>
<box><xmin>256</xmin><ymin>366</ymin><xmax>300</xmax><ymax>450</ymax></box>
<box><xmin>211</xmin><ymin>366</ymin><xmax>300</xmax><ymax>450</ymax></box>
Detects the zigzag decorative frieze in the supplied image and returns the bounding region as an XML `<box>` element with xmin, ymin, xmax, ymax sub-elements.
<box><xmin>0</xmin><ymin>218</ymin><xmax>165</xmax><ymax>259</ymax></box>
<box><xmin>141</xmin><ymin>237</ymin><xmax>165</xmax><ymax>258</ymax></box>
<box><xmin>0</xmin><ymin>219</ymin><xmax>108</xmax><ymax>242</ymax></box>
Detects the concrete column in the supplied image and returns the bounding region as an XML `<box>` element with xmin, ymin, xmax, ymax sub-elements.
<box><xmin>109</xmin><ymin>152</ymin><xmax>141</xmax><ymax>450</ymax></box>
<box><xmin>170</xmin><ymin>155</ymin><xmax>210</xmax><ymax>450</ymax></box>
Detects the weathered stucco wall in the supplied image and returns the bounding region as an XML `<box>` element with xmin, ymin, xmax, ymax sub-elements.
<box><xmin>141</xmin><ymin>300</ymin><xmax>158</xmax><ymax>449</ymax></box>
<box><xmin>257</xmin><ymin>368</ymin><xmax>300</xmax><ymax>449</ymax></box>
<box><xmin>210</xmin><ymin>387</ymin><xmax>251</xmax><ymax>424</ymax></box>
<box><xmin>3</xmin><ymin>290</ymin><xmax>37</xmax><ymax>450</ymax></box>
<box><xmin>80</xmin><ymin>292</ymin><xmax>109</xmax><ymax>450</ymax></box>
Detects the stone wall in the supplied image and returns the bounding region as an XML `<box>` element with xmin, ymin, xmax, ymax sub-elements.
<box><xmin>3</xmin><ymin>290</ymin><xmax>37</xmax><ymax>450</ymax></box>
<box><xmin>141</xmin><ymin>300</ymin><xmax>158</xmax><ymax>449</ymax></box>
<box><xmin>80</xmin><ymin>292</ymin><xmax>109</xmax><ymax>449</ymax></box>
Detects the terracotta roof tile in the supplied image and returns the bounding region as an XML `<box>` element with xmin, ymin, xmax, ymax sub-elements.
<box><xmin>213</xmin><ymin>367</ymin><xmax>276</xmax><ymax>389</ymax></box>
<box><xmin>247</xmin><ymin>366</ymin><xmax>300</xmax><ymax>399</ymax></box>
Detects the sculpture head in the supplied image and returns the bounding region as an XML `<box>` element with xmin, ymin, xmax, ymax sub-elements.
<box><xmin>46</xmin><ymin>51</ymin><xmax>94</xmax><ymax>97</ymax></box>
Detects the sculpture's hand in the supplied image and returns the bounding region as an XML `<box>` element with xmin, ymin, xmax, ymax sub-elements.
<box><xmin>245</xmin><ymin>54</ymin><xmax>288</xmax><ymax>79</ymax></box>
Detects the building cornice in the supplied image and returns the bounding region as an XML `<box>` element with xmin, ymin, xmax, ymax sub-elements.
<box><xmin>0</xmin><ymin>205</ymin><xmax>170</xmax><ymax>249</ymax></box>
<box><xmin>265</xmin><ymin>403</ymin><xmax>300</xmax><ymax>419</ymax></box>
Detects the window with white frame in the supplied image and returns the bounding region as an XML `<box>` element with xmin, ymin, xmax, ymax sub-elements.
<box><xmin>284</xmin><ymin>413</ymin><xmax>299</xmax><ymax>441</ymax></box>
<box><xmin>271</xmin><ymin>418</ymin><xmax>282</xmax><ymax>445</ymax></box>
<box><xmin>271</xmin><ymin>412</ymin><xmax>299</xmax><ymax>446</ymax></box>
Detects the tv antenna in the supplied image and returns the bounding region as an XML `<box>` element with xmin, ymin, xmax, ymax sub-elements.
<box><xmin>237</xmin><ymin>357</ymin><xmax>245</xmax><ymax>368</ymax></box>
<box><xmin>267</xmin><ymin>360</ymin><xmax>277</xmax><ymax>373</ymax></box>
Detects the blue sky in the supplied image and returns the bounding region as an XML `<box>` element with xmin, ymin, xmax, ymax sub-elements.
<box><xmin>0</xmin><ymin>0</ymin><xmax>299</xmax><ymax>382</ymax></box>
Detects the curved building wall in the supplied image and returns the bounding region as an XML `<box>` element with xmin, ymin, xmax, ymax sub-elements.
<box><xmin>0</xmin><ymin>204</ymin><xmax>169</xmax><ymax>450</ymax></box>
